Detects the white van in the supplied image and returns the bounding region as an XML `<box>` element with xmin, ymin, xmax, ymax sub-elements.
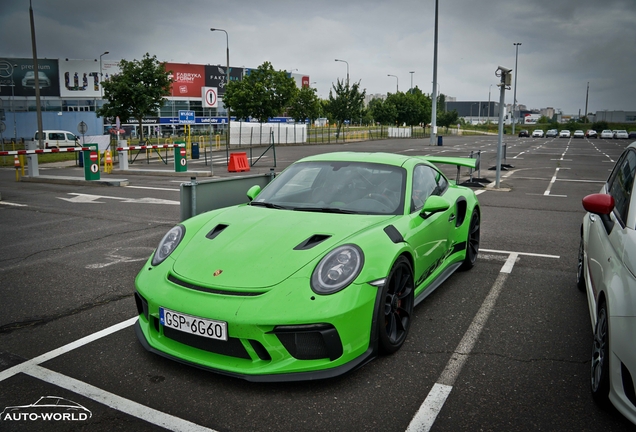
<box><xmin>34</xmin><ymin>130</ymin><xmax>79</xmax><ymax>149</ymax></box>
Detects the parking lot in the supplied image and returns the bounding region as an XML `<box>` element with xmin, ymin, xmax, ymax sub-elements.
<box><xmin>1</xmin><ymin>134</ymin><xmax>634</xmax><ymax>431</ymax></box>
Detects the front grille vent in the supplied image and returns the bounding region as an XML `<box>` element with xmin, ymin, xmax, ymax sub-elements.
<box><xmin>168</xmin><ymin>274</ymin><xmax>265</xmax><ymax>296</ymax></box>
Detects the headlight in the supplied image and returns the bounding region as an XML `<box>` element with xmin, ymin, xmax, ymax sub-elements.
<box><xmin>151</xmin><ymin>225</ymin><xmax>185</xmax><ymax>266</ymax></box>
<box><xmin>311</xmin><ymin>245</ymin><xmax>364</xmax><ymax>294</ymax></box>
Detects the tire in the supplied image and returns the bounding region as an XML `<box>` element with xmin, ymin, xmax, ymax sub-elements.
<box><xmin>378</xmin><ymin>256</ymin><xmax>414</xmax><ymax>354</ymax></box>
<box><xmin>591</xmin><ymin>302</ymin><xmax>611</xmax><ymax>406</ymax></box>
<box><xmin>460</xmin><ymin>208</ymin><xmax>480</xmax><ymax>270</ymax></box>
<box><xmin>577</xmin><ymin>234</ymin><xmax>586</xmax><ymax>292</ymax></box>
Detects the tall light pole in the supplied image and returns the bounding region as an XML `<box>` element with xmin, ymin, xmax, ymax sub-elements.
<box><xmin>335</xmin><ymin>59</ymin><xmax>349</xmax><ymax>87</ymax></box>
<box><xmin>584</xmin><ymin>82</ymin><xmax>590</xmax><ymax>123</ymax></box>
<box><xmin>512</xmin><ymin>42</ymin><xmax>521</xmax><ymax>135</ymax></box>
<box><xmin>409</xmin><ymin>71</ymin><xmax>415</xmax><ymax>94</ymax></box>
<box><xmin>99</xmin><ymin>51</ymin><xmax>109</xmax><ymax>99</ymax></box>
<box><xmin>488</xmin><ymin>84</ymin><xmax>492</xmax><ymax>123</ymax></box>
<box><xmin>211</xmin><ymin>28</ymin><xmax>230</xmax><ymax>154</ymax></box>
<box><xmin>430</xmin><ymin>0</ymin><xmax>439</xmax><ymax>146</ymax></box>
<box><xmin>387</xmin><ymin>74</ymin><xmax>398</xmax><ymax>93</ymax></box>
<box><xmin>29</xmin><ymin>0</ymin><xmax>43</xmax><ymax>150</ymax></box>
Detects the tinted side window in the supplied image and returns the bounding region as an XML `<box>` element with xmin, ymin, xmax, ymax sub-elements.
<box><xmin>50</xmin><ymin>133</ymin><xmax>65</xmax><ymax>140</ymax></box>
<box><xmin>411</xmin><ymin>165</ymin><xmax>438</xmax><ymax>212</ymax></box>
<box><xmin>607</xmin><ymin>149</ymin><xmax>636</xmax><ymax>226</ymax></box>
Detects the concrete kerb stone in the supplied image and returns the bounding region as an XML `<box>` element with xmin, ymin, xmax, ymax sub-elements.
<box><xmin>20</xmin><ymin>175</ymin><xmax>130</xmax><ymax>187</ymax></box>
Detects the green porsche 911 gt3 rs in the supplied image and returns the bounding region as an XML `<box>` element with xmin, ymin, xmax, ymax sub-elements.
<box><xmin>134</xmin><ymin>152</ymin><xmax>480</xmax><ymax>381</ymax></box>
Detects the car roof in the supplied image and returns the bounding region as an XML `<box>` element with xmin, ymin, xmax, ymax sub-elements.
<box><xmin>299</xmin><ymin>152</ymin><xmax>413</xmax><ymax>167</ymax></box>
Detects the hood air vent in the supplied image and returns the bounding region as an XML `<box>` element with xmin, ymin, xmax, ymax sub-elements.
<box><xmin>294</xmin><ymin>234</ymin><xmax>332</xmax><ymax>251</ymax></box>
<box><xmin>206</xmin><ymin>224</ymin><xmax>229</xmax><ymax>240</ymax></box>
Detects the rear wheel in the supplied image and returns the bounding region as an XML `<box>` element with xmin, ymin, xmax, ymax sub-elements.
<box><xmin>591</xmin><ymin>302</ymin><xmax>611</xmax><ymax>406</ymax></box>
<box><xmin>378</xmin><ymin>256</ymin><xmax>414</xmax><ymax>354</ymax></box>
<box><xmin>460</xmin><ymin>209</ymin><xmax>480</xmax><ymax>270</ymax></box>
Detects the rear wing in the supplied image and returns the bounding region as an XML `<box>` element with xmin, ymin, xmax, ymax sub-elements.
<box><xmin>417</xmin><ymin>156</ymin><xmax>478</xmax><ymax>183</ymax></box>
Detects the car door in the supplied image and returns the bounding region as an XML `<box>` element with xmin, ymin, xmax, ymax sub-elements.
<box><xmin>404</xmin><ymin>164</ymin><xmax>453</xmax><ymax>288</ymax></box>
<box><xmin>586</xmin><ymin>149</ymin><xmax>636</xmax><ymax>318</ymax></box>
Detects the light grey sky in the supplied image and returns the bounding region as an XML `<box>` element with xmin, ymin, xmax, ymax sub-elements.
<box><xmin>1</xmin><ymin>0</ymin><xmax>634</xmax><ymax>115</ymax></box>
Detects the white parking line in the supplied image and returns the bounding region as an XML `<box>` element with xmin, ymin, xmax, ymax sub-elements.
<box><xmin>406</xmin><ymin>249</ymin><xmax>556</xmax><ymax>432</ymax></box>
<box><xmin>0</xmin><ymin>316</ymin><xmax>217</xmax><ymax>430</ymax></box>
<box><xmin>26</xmin><ymin>365</ymin><xmax>216</xmax><ymax>432</ymax></box>
<box><xmin>543</xmin><ymin>167</ymin><xmax>569</xmax><ymax>197</ymax></box>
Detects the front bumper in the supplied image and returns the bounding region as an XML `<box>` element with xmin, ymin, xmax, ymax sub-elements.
<box><xmin>134</xmin><ymin>264</ymin><xmax>381</xmax><ymax>381</ymax></box>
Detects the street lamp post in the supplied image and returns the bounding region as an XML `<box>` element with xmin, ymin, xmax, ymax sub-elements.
<box><xmin>409</xmin><ymin>71</ymin><xmax>415</xmax><ymax>94</ymax></box>
<box><xmin>334</xmin><ymin>59</ymin><xmax>349</xmax><ymax>87</ymax></box>
<box><xmin>99</xmin><ymin>51</ymin><xmax>109</xmax><ymax>99</ymax></box>
<box><xmin>471</xmin><ymin>103</ymin><xmax>476</xmax><ymax>125</ymax></box>
<box><xmin>512</xmin><ymin>42</ymin><xmax>521</xmax><ymax>135</ymax></box>
<box><xmin>488</xmin><ymin>84</ymin><xmax>492</xmax><ymax>124</ymax></box>
<box><xmin>387</xmin><ymin>74</ymin><xmax>398</xmax><ymax>93</ymax></box>
<box><xmin>211</xmin><ymin>28</ymin><xmax>230</xmax><ymax>160</ymax></box>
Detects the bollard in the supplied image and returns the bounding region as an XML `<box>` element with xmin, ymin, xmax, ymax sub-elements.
<box><xmin>14</xmin><ymin>155</ymin><xmax>20</xmax><ymax>181</ymax></box>
<box><xmin>118</xmin><ymin>149</ymin><xmax>129</xmax><ymax>170</ymax></box>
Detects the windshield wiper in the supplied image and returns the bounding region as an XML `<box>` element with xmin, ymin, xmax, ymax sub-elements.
<box><xmin>293</xmin><ymin>207</ymin><xmax>358</xmax><ymax>214</ymax></box>
<box><xmin>250</xmin><ymin>201</ymin><xmax>289</xmax><ymax>210</ymax></box>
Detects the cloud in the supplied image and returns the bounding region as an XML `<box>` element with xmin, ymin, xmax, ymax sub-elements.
<box><xmin>1</xmin><ymin>0</ymin><xmax>634</xmax><ymax>114</ymax></box>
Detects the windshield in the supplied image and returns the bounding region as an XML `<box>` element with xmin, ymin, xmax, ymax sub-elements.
<box><xmin>253</xmin><ymin>161</ymin><xmax>406</xmax><ymax>215</ymax></box>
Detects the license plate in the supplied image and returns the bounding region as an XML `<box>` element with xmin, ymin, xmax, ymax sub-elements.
<box><xmin>160</xmin><ymin>307</ymin><xmax>228</xmax><ymax>341</ymax></box>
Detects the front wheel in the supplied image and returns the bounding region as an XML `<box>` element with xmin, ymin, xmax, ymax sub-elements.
<box><xmin>577</xmin><ymin>234</ymin><xmax>586</xmax><ymax>291</ymax></box>
<box><xmin>460</xmin><ymin>209</ymin><xmax>480</xmax><ymax>270</ymax></box>
<box><xmin>378</xmin><ymin>256</ymin><xmax>414</xmax><ymax>354</ymax></box>
<box><xmin>591</xmin><ymin>302</ymin><xmax>611</xmax><ymax>406</ymax></box>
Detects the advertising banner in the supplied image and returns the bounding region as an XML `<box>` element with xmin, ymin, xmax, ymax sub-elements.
<box><xmin>204</xmin><ymin>65</ymin><xmax>243</xmax><ymax>96</ymax></box>
<box><xmin>0</xmin><ymin>58</ymin><xmax>60</xmax><ymax>97</ymax></box>
<box><xmin>165</xmin><ymin>63</ymin><xmax>205</xmax><ymax>98</ymax></box>
<box><xmin>59</xmin><ymin>59</ymin><xmax>121</xmax><ymax>98</ymax></box>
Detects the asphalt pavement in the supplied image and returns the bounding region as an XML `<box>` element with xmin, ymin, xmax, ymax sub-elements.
<box><xmin>1</xmin><ymin>134</ymin><xmax>634</xmax><ymax>431</ymax></box>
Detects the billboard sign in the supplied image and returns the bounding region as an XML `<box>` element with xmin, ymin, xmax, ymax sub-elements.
<box><xmin>166</xmin><ymin>63</ymin><xmax>205</xmax><ymax>98</ymax></box>
<box><xmin>0</xmin><ymin>58</ymin><xmax>60</xmax><ymax>97</ymax></box>
<box><xmin>204</xmin><ymin>65</ymin><xmax>243</xmax><ymax>96</ymax></box>
<box><xmin>59</xmin><ymin>59</ymin><xmax>119</xmax><ymax>98</ymax></box>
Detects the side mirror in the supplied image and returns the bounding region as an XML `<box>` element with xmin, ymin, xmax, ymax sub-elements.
<box><xmin>582</xmin><ymin>193</ymin><xmax>615</xmax><ymax>234</ymax></box>
<box><xmin>247</xmin><ymin>185</ymin><xmax>261</xmax><ymax>202</ymax></box>
<box><xmin>420</xmin><ymin>195</ymin><xmax>450</xmax><ymax>219</ymax></box>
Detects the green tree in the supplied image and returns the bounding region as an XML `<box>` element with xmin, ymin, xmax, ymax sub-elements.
<box><xmin>97</xmin><ymin>53</ymin><xmax>172</xmax><ymax>141</ymax></box>
<box><xmin>591</xmin><ymin>120</ymin><xmax>609</xmax><ymax>131</ymax></box>
<box><xmin>223</xmin><ymin>61</ymin><xmax>297</xmax><ymax>123</ymax></box>
<box><xmin>288</xmin><ymin>86</ymin><xmax>321</xmax><ymax>123</ymax></box>
<box><xmin>324</xmin><ymin>79</ymin><xmax>366</xmax><ymax>138</ymax></box>
<box><xmin>386</xmin><ymin>92</ymin><xmax>424</xmax><ymax>126</ymax></box>
<box><xmin>437</xmin><ymin>110</ymin><xmax>459</xmax><ymax>131</ymax></box>
<box><xmin>369</xmin><ymin>98</ymin><xmax>397</xmax><ymax>125</ymax></box>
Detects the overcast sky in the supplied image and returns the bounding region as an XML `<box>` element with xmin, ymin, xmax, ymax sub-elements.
<box><xmin>1</xmin><ymin>0</ymin><xmax>635</xmax><ymax>115</ymax></box>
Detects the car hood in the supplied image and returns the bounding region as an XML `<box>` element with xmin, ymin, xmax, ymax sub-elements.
<box><xmin>171</xmin><ymin>205</ymin><xmax>392</xmax><ymax>290</ymax></box>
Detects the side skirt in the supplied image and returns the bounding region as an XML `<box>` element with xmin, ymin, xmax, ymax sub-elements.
<box><xmin>414</xmin><ymin>262</ymin><xmax>462</xmax><ymax>306</ymax></box>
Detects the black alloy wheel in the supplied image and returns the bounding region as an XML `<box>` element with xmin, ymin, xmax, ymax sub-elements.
<box><xmin>378</xmin><ymin>256</ymin><xmax>414</xmax><ymax>354</ymax></box>
<box><xmin>460</xmin><ymin>209</ymin><xmax>480</xmax><ymax>270</ymax></box>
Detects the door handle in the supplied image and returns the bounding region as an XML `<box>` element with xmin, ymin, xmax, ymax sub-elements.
<box><xmin>448</xmin><ymin>213</ymin><xmax>456</xmax><ymax>222</ymax></box>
